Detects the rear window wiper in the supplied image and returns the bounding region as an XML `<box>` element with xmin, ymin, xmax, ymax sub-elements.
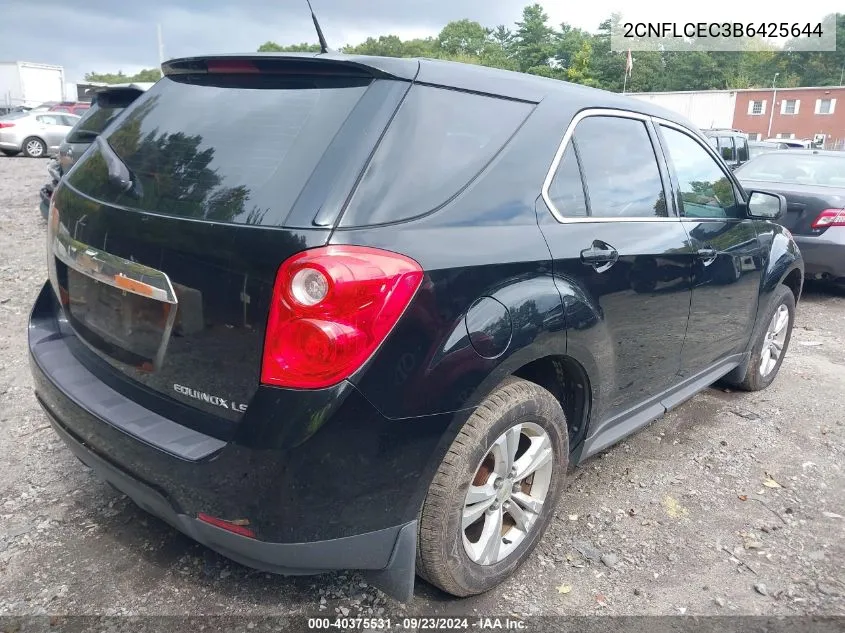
<box><xmin>96</xmin><ymin>136</ymin><xmax>143</xmax><ymax>198</ymax></box>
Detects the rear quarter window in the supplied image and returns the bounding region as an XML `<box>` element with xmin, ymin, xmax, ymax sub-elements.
<box><xmin>338</xmin><ymin>85</ymin><xmax>533</xmax><ymax>227</ymax></box>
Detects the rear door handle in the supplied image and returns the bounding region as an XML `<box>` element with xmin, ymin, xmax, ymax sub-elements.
<box><xmin>581</xmin><ymin>241</ymin><xmax>619</xmax><ymax>270</ymax></box>
<box><xmin>697</xmin><ymin>247</ymin><xmax>718</xmax><ymax>266</ymax></box>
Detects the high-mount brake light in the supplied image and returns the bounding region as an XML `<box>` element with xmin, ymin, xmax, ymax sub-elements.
<box><xmin>206</xmin><ymin>59</ymin><xmax>260</xmax><ymax>74</ymax></box>
<box><xmin>811</xmin><ymin>209</ymin><xmax>845</xmax><ymax>229</ymax></box>
<box><xmin>261</xmin><ymin>246</ymin><xmax>424</xmax><ymax>389</ymax></box>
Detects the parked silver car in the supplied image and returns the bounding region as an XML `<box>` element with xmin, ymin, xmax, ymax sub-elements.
<box><xmin>0</xmin><ymin>111</ymin><xmax>80</xmax><ymax>158</ymax></box>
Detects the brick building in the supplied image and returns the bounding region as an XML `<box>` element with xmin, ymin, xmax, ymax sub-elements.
<box><xmin>631</xmin><ymin>86</ymin><xmax>845</xmax><ymax>149</ymax></box>
<box><xmin>732</xmin><ymin>86</ymin><xmax>845</xmax><ymax>146</ymax></box>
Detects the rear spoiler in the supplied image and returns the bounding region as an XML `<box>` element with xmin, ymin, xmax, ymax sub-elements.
<box><xmin>162</xmin><ymin>53</ymin><xmax>420</xmax><ymax>82</ymax></box>
<box><xmin>163</xmin><ymin>52</ymin><xmax>547</xmax><ymax>103</ymax></box>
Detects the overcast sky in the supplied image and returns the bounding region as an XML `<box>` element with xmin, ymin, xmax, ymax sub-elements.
<box><xmin>2</xmin><ymin>0</ymin><xmax>840</xmax><ymax>83</ymax></box>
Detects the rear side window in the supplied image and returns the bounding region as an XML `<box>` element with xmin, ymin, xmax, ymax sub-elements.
<box><xmin>718</xmin><ymin>136</ymin><xmax>735</xmax><ymax>161</ymax></box>
<box><xmin>37</xmin><ymin>115</ymin><xmax>63</xmax><ymax>126</ymax></box>
<box><xmin>659</xmin><ymin>126</ymin><xmax>739</xmax><ymax>219</ymax></box>
<box><xmin>571</xmin><ymin>116</ymin><xmax>668</xmax><ymax>218</ymax></box>
<box><xmin>547</xmin><ymin>143</ymin><xmax>587</xmax><ymax>217</ymax></box>
<box><xmin>67</xmin><ymin>75</ymin><xmax>370</xmax><ymax>226</ymax></box>
<box><xmin>736</xmin><ymin>137</ymin><xmax>749</xmax><ymax>162</ymax></box>
<box><xmin>338</xmin><ymin>86</ymin><xmax>532</xmax><ymax>227</ymax></box>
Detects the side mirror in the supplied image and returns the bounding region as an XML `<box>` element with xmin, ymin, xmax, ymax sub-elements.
<box><xmin>747</xmin><ymin>190</ymin><xmax>786</xmax><ymax>221</ymax></box>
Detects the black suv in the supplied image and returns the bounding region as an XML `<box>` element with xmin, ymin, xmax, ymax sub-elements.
<box><xmin>702</xmin><ymin>129</ymin><xmax>751</xmax><ymax>170</ymax></box>
<box><xmin>29</xmin><ymin>54</ymin><xmax>803</xmax><ymax>601</ymax></box>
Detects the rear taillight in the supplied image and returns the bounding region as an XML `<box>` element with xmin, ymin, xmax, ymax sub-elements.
<box><xmin>261</xmin><ymin>245</ymin><xmax>424</xmax><ymax>389</ymax></box>
<box><xmin>811</xmin><ymin>209</ymin><xmax>845</xmax><ymax>229</ymax></box>
<box><xmin>0</xmin><ymin>122</ymin><xmax>15</xmax><ymax>129</ymax></box>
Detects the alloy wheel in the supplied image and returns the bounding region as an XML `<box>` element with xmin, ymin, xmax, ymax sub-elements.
<box><xmin>462</xmin><ymin>422</ymin><xmax>553</xmax><ymax>565</ymax></box>
<box><xmin>26</xmin><ymin>140</ymin><xmax>44</xmax><ymax>157</ymax></box>
<box><xmin>760</xmin><ymin>303</ymin><xmax>789</xmax><ymax>377</ymax></box>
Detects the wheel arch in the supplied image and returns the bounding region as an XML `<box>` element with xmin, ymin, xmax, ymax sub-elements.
<box><xmin>410</xmin><ymin>348</ymin><xmax>594</xmax><ymax>518</ymax></box>
<box><xmin>782</xmin><ymin>266</ymin><xmax>803</xmax><ymax>305</ymax></box>
<box><xmin>759</xmin><ymin>225</ymin><xmax>804</xmax><ymax>303</ymax></box>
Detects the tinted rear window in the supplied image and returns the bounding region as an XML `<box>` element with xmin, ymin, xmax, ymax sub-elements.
<box><xmin>338</xmin><ymin>85</ymin><xmax>533</xmax><ymax>227</ymax></box>
<box><xmin>66</xmin><ymin>75</ymin><xmax>370</xmax><ymax>225</ymax></box>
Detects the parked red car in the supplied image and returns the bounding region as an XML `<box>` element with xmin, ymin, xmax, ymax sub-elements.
<box><xmin>48</xmin><ymin>102</ymin><xmax>90</xmax><ymax>116</ymax></box>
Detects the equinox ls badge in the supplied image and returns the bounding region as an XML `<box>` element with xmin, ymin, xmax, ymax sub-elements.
<box><xmin>173</xmin><ymin>384</ymin><xmax>248</xmax><ymax>413</ymax></box>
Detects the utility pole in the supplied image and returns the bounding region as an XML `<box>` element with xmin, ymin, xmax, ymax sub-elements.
<box><xmin>157</xmin><ymin>23</ymin><xmax>165</xmax><ymax>77</ymax></box>
<box><xmin>766</xmin><ymin>72</ymin><xmax>779</xmax><ymax>139</ymax></box>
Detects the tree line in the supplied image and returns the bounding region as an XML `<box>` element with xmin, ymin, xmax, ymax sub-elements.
<box><xmin>86</xmin><ymin>5</ymin><xmax>845</xmax><ymax>92</ymax></box>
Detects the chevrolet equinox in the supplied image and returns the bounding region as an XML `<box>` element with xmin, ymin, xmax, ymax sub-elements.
<box><xmin>29</xmin><ymin>54</ymin><xmax>804</xmax><ymax>601</ymax></box>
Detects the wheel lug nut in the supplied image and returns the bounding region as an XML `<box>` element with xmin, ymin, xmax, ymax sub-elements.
<box><xmin>503</xmin><ymin>501</ymin><xmax>511</xmax><ymax>510</ymax></box>
<box><xmin>493</xmin><ymin>477</ymin><xmax>504</xmax><ymax>490</ymax></box>
<box><xmin>490</xmin><ymin>502</ymin><xmax>499</xmax><ymax>511</ymax></box>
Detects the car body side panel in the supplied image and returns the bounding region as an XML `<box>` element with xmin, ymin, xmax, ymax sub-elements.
<box><xmin>330</xmin><ymin>96</ymin><xmax>575</xmax><ymax>419</ymax></box>
<box><xmin>539</xmin><ymin>215</ymin><xmax>693</xmax><ymax>441</ymax></box>
<box><xmin>676</xmin><ymin>218</ymin><xmax>765</xmax><ymax>376</ymax></box>
<box><xmin>754</xmin><ymin>221</ymin><xmax>804</xmax><ymax>300</ymax></box>
<box><xmin>336</xmin><ymin>222</ymin><xmax>565</xmax><ymax>419</ymax></box>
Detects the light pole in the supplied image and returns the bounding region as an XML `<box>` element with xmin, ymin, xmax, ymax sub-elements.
<box><xmin>157</xmin><ymin>23</ymin><xmax>165</xmax><ymax>78</ymax></box>
<box><xmin>766</xmin><ymin>72</ymin><xmax>779</xmax><ymax>139</ymax></box>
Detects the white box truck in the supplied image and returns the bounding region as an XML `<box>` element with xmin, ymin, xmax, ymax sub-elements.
<box><xmin>0</xmin><ymin>61</ymin><xmax>66</xmax><ymax>112</ymax></box>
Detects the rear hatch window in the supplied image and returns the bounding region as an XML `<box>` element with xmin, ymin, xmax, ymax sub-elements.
<box><xmin>66</xmin><ymin>74</ymin><xmax>370</xmax><ymax>226</ymax></box>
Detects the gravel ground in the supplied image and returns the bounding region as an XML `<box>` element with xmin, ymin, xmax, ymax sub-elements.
<box><xmin>0</xmin><ymin>156</ymin><xmax>843</xmax><ymax>619</ymax></box>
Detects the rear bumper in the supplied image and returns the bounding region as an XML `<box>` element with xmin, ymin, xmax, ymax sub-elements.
<box><xmin>795</xmin><ymin>228</ymin><xmax>845</xmax><ymax>279</ymax></box>
<box><xmin>27</xmin><ymin>282</ymin><xmax>443</xmax><ymax>600</ymax></box>
<box><xmin>39</xmin><ymin>404</ymin><xmax>416</xmax><ymax>598</ymax></box>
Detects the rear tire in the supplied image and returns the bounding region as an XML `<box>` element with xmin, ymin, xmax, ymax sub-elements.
<box><xmin>725</xmin><ymin>284</ymin><xmax>795</xmax><ymax>392</ymax></box>
<box><xmin>416</xmin><ymin>378</ymin><xmax>568</xmax><ymax>597</ymax></box>
<box><xmin>22</xmin><ymin>137</ymin><xmax>46</xmax><ymax>158</ymax></box>
<box><xmin>1</xmin><ymin>149</ymin><xmax>20</xmax><ymax>157</ymax></box>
